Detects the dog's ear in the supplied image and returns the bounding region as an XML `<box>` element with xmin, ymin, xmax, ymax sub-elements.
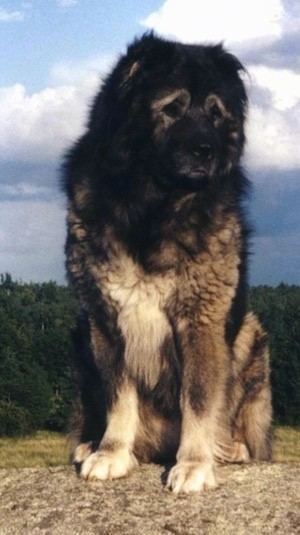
<box><xmin>210</xmin><ymin>44</ymin><xmax>248</xmax><ymax>113</ymax></box>
<box><xmin>211</xmin><ymin>44</ymin><xmax>246</xmax><ymax>76</ymax></box>
<box><xmin>89</xmin><ymin>34</ymin><xmax>162</xmax><ymax>132</ymax></box>
<box><xmin>119</xmin><ymin>59</ymin><xmax>142</xmax><ymax>93</ymax></box>
<box><xmin>117</xmin><ymin>33</ymin><xmax>156</xmax><ymax>92</ymax></box>
<box><xmin>117</xmin><ymin>33</ymin><xmax>174</xmax><ymax>94</ymax></box>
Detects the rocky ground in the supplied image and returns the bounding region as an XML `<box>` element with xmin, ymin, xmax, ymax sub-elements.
<box><xmin>0</xmin><ymin>463</ymin><xmax>299</xmax><ymax>534</ymax></box>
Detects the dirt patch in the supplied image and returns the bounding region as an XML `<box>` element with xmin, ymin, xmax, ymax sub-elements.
<box><xmin>0</xmin><ymin>463</ymin><xmax>299</xmax><ymax>534</ymax></box>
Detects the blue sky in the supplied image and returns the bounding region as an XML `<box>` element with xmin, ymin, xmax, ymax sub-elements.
<box><xmin>0</xmin><ymin>0</ymin><xmax>299</xmax><ymax>285</ymax></box>
<box><xmin>0</xmin><ymin>0</ymin><xmax>162</xmax><ymax>91</ymax></box>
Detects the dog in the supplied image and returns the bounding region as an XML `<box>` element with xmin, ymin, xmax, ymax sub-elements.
<box><xmin>63</xmin><ymin>33</ymin><xmax>272</xmax><ymax>494</ymax></box>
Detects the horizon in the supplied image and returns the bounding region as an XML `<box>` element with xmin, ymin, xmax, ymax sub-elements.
<box><xmin>1</xmin><ymin>272</ymin><xmax>299</xmax><ymax>288</ymax></box>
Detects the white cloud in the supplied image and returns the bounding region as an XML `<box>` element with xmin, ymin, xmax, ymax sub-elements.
<box><xmin>245</xmin><ymin>65</ymin><xmax>300</xmax><ymax>169</ymax></box>
<box><xmin>0</xmin><ymin>54</ymin><xmax>115</xmax><ymax>165</ymax></box>
<box><xmin>0</xmin><ymin>77</ymin><xmax>98</xmax><ymax>164</ymax></box>
<box><xmin>249</xmin><ymin>65</ymin><xmax>300</xmax><ymax>110</ymax></box>
<box><xmin>0</xmin><ymin>7</ymin><xmax>24</xmax><ymax>22</ymax></box>
<box><xmin>245</xmin><ymin>102</ymin><xmax>300</xmax><ymax>170</ymax></box>
<box><xmin>142</xmin><ymin>0</ymin><xmax>284</xmax><ymax>46</ymax></box>
<box><xmin>49</xmin><ymin>55</ymin><xmax>114</xmax><ymax>86</ymax></box>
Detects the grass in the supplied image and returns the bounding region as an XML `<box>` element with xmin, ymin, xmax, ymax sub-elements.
<box><xmin>0</xmin><ymin>427</ymin><xmax>299</xmax><ymax>469</ymax></box>
<box><xmin>0</xmin><ymin>431</ymin><xmax>69</xmax><ymax>469</ymax></box>
<box><xmin>272</xmin><ymin>426</ymin><xmax>300</xmax><ymax>462</ymax></box>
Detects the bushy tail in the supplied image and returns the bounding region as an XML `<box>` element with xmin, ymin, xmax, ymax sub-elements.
<box><xmin>231</xmin><ymin>312</ymin><xmax>272</xmax><ymax>460</ymax></box>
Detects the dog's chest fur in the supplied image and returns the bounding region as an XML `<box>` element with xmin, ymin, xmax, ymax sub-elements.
<box><xmin>89</xmin><ymin>209</ymin><xmax>240</xmax><ymax>386</ymax></box>
<box><xmin>68</xmin><ymin>197</ymin><xmax>242</xmax><ymax>388</ymax></box>
<box><xmin>89</xmin><ymin>235</ymin><xmax>176</xmax><ymax>388</ymax></box>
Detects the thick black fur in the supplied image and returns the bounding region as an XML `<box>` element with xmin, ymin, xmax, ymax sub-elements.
<box><xmin>64</xmin><ymin>33</ymin><xmax>249</xmax><ymax>337</ymax></box>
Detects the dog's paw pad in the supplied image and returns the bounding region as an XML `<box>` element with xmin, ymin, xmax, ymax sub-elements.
<box><xmin>166</xmin><ymin>461</ymin><xmax>217</xmax><ymax>494</ymax></box>
<box><xmin>80</xmin><ymin>449</ymin><xmax>138</xmax><ymax>481</ymax></box>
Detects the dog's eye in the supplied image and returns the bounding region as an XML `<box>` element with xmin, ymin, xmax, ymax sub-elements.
<box><xmin>163</xmin><ymin>99</ymin><xmax>184</xmax><ymax>119</ymax></box>
<box><xmin>210</xmin><ymin>104</ymin><xmax>223</xmax><ymax>122</ymax></box>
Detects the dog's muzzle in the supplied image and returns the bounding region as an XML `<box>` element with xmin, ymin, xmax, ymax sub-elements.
<box><xmin>162</xmin><ymin>116</ymin><xmax>220</xmax><ymax>181</ymax></box>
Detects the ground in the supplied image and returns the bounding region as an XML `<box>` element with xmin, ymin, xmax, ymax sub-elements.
<box><xmin>0</xmin><ymin>463</ymin><xmax>300</xmax><ymax>535</ymax></box>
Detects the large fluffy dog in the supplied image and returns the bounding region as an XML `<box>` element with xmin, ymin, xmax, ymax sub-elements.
<box><xmin>64</xmin><ymin>33</ymin><xmax>272</xmax><ymax>493</ymax></box>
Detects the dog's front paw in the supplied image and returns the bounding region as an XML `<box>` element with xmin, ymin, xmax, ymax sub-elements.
<box><xmin>73</xmin><ymin>442</ymin><xmax>93</xmax><ymax>464</ymax></box>
<box><xmin>214</xmin><ymin>440</ymin><xmax>250</xmax><ymax>464</ymax></box>
<box><xmin>80</xmin><ymin>448</ymin><xmax>138</xmax><ymax>481</ymax></box>
<box><xmin>166</xmin><ymin>461</ymin><xmax>217</xmax><ymax>494</ymax></box>
<box><xmin>232</xmin><ymin>441</ymin><xmax>250</xmax><ymax>463</ymax></box>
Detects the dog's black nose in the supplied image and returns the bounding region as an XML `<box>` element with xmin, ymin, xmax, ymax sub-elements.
<box><xmin>192</xmin><ymin>144</ymin><xmax>213</xmax><ymax>161</ymax></box>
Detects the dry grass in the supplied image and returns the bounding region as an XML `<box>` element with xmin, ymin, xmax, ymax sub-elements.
<box><xmin>0</xmin><ymin>431</ymin><xmax>69</xmax><ymax>469</ymax></box>
<box><xmin>0</xmin><ymin>427</ymin><xmax>299</xmax><ymax>469</ymax></box>
<box><xmin>273</xmin><ymin>426</ymin><xmax>300</xmax><ymax>462</ymax></box>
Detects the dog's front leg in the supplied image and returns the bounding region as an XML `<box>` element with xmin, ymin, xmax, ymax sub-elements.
<box><xmin>167</xmin><ymin>321</ymin><xmax>226</xmax><ymax>493</ymax></box>
<box><xmin>81</xmin><ymin>377</ymin><xmax>139</xmax><ymax>480</ymax></box>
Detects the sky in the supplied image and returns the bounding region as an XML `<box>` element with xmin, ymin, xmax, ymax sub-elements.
<box><xmin>0</xmin><ymin>0</ymin><xmax>299</xmax><ymax>285</ymax></box>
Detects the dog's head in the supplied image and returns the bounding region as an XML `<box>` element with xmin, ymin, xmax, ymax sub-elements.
<box><xmin>93</xmin><ymin>33</ymin><xmax>247</xmax><ymax>190</ymax></box>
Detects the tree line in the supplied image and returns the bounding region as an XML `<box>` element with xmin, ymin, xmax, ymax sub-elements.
<box><xmin>0</xmin><ymin>273</ymin><xmax>299</xmax><ymax>436</ymax></box>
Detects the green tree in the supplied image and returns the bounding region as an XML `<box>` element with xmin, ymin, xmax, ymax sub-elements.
<box><xmin>250</xmin><ymin>284</ymin><xmax>300</xmax><ymax>425</ymax></box>
<box><xmin>0</xmin><ymin>275</ymin><xmax>77</xmax><ymax>435</ymax></box>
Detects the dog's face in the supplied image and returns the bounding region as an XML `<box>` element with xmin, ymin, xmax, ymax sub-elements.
<box><xmin>151</xmin><ymin>87</ymin><xmax>244</xmax><ymax>187</ymax></box>
<box><xmin>99</xmin><ymin>34</ymin><xmax>247</xmax><ymax>190</ymax></box>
